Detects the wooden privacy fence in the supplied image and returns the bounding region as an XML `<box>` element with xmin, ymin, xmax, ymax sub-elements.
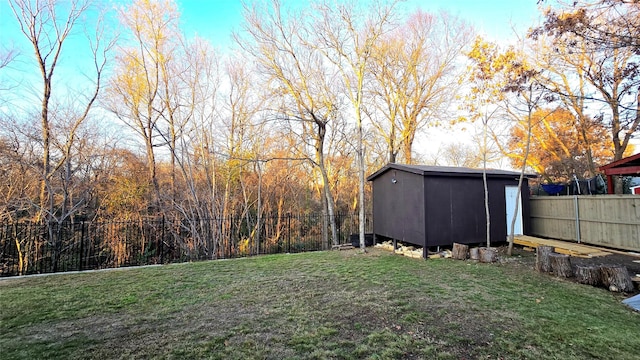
<box><xmin>529</xmin><ymin>195</ymin><xmax>640</xmax><ymax>252</ymax></box>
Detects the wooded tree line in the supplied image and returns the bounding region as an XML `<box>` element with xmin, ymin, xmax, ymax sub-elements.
<box><xmin>0</xmin><ymin>0</ymin><xmax>638</xmax><ymax>244</ymax></box>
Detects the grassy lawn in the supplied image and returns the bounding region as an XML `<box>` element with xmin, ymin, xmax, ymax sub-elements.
<box><xmin>1</xmin><ymin>248</ymin><xmax>638</xmax><ymax>359</ymax></box>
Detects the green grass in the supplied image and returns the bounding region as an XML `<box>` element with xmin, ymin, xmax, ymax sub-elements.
<box><xmin>0</xmin><ymin>248</ymin><xmax>638</xmax><ymax>359</ymax></box>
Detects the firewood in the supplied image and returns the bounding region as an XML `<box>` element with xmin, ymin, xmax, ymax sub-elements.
<box><xmin>535</xmin><ymin>245</ymin><xmax>554</xmax><ymax>273</ymax></box>
<box><xmin>403</xmin><ymin>250</ymin><xmax>423</xmax><ymax>259</ymax></box>
<box><xmin>575</xmin><ymin>265</ymin><xmax>602</xmax><ymax>286</ymax></box>
<box><xmin>469</xmin><ymin>247</ymin><xmax>480</xmax><ymax>260</ymax></box>
<box><xmin>549</xmin><ymin>253</ymin><xmax>572</xmax><ymax>278</ymax></box>
<box><xmin>479</xmin><ymin>247</ymin><xmax>498</xmax><ymax>263</ymax></box>
<box><xmin>600</xmin><ymin>265</ymin><xmax>635</xmax><ymax>292</ymax></box>
<box><xmin>452</xmin><ymin>243</ymin><xmax>469</xmax><ymax>260</ymax></box>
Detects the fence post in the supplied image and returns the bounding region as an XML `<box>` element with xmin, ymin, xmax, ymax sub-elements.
<box><xmin>287</xmin><ymin>213</ymin><xmax>291</xmax><ymax>253</ymax></box>
<box><xmin>79</xmin><ymin>221</ymin><xmax>85</xmax><ymax>271</ymax></box>
<box><xmin>337</xmin><ymin>213</ymin><xmax>342</xmax><ymax>245</ymax></box>
<box><xmin>574</xmin><ymin>195</ymin><xmax>581</xmax><ymax>243</ymax></box>
<box><xmin>160</xmin><ymin>216</ymin><xmax>165</xmax><ymax>263</ymax></box>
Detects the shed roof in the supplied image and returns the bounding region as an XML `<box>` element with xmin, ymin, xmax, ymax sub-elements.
<box><xmin>367</xmin><ymin>163</ymin><xmax>537</xmax><ymax>181</ymax></box>
<box><xmin>598</xmin><ymin>152</ymin><xmax>640</xmax><ymax>194</ymax></box>
<box><xmin>598</xmin><ymin>152</ymin><xmax>640</xmax><ymax>176</ymax></box>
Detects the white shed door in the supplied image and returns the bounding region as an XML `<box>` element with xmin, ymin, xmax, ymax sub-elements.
<box><xmin>505</xmin><ymin>186</ymin><xmax>523</xmax><ymax>236</ymax></box>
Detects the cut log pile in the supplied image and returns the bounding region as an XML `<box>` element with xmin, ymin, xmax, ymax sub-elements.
<box><xmin>478</xmin><ymin>247</ymin><xmax>498</xmax><ymax>263</ymax></box>
<box><xmin>428</xmin><ymin>250</ymin><xmax>452</xmax><ymax>259</ymax></box>
<box><xmin>374</xmin><ymin>241</ymin><xmax>455</xmax><ymax>259</ymax></box>
<box><xmin>375</xmin><ymin>241</ymin><xmax>395</xmax><ymax>252</ymax></box>
<box><xmin>469</xmin><ymin>247</ymin><xmax>480</xmax><ymax>260</ymax></box>
<box><xmin>575</xmin><ymin>265</ymin><xmax>601</xmax><ymax>286</ymax></box>
<box><xmin>535</xmin><ymin>245</ymin><xmax>554</xmax><ymax>273</ymax></box>
<box><xmin>549</xmin><ymin>253</ymin><xmax>572</xmax><ymax>278</ymax></box>
<box><xmin>448</xmin><ymin>243</ymin><xmax>498</xmax><ymax>263</ymax></box>
<box><xmin>601</xmin><ymin>266</ymin><xmax>635</xmax><ymax>293</ymax></box>
<box><xmin>374</xmin><ymin>241</ymin><xmax>422</xmax><ymax>258</ymax></box>
<box><xmin>331</xmin><ymin>244</ymin><xmax>354</xmax><ymax>251</ymax></box>
<box><xmin>536</xmin><ymin>245</ymin><xmax>636</xmax><ymax>293</ymax></box>
<box><xmin>452</xmin><ymin>243</ymin><xmax>469</xmax><ymax>260</ymax></box>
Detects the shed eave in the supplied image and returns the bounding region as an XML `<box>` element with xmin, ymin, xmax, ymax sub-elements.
<box><xmin>599</xmin><ymin>152</ymin><xmax>640</xmax><ymax>172</ymax></box>
<box><xmin>367</xmin><ymin>163</ymin><xmax>537</xmax><ymax>181</ymax></box>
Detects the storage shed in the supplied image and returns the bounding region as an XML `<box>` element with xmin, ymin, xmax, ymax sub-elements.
<box><xmin>367</xmin><ymin>164</ymin><xmax>534</xmax><ymax>258</ymax></box>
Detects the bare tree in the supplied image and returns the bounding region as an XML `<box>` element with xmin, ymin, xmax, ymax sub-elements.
<box><xmin>464</xmin><ymin>37</ymin><xmax>506</xmax><ymax>249</ymax></box>
<box><xmin>7</xmin><ymin>0</ymin><xmax>114</xmax><ymax>273</ymax></box>
<box><xmin>314</xmin><ymin>0</ymin><xmax>399</xmax><ymax>250</ymax></box>
<box><xmin>238</xmin><ymin>0</ymin><xmax>340</xmax><ymax>247</ymax></box>
<box><xmin>8</xmin><ymin>0</ymin><xmax>114</xmax><ymax>224</ymax></box>
<box><xmin>0</xmin><ymin>47</ymin><xmax>17</xmax><ymax>71</ymax></box>
<box><xmin>431</xmin><ymin>142</ymin><xmax>483</xmax><ymax>168</ymax></box>
<box><xmin>106</xmin><ymin>0</ymin><xmax>180</xmax><ymax>210</ymax></box>
<box><xmin>369</xmin><ymin>10</ymin><xmax>472</xmax><ymax>164</ymax></box>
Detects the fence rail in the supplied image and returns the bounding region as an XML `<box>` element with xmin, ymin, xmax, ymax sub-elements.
<box><xmin>529</xmin><ymin>195</ymin><xmax>640</xmax><ymax>252</ymax></box>
<box><xmin>0</xmin><ymin>213</ymin><xmax>371</xmax><ymax>277</ymax></box>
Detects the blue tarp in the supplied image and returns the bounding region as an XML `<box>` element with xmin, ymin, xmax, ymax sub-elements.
<box><xmin>622</xmin><ymin>293</ymin><xmax>640</xmax><ymax>311</ymax></box>
<box><xmin>541</xmin><ymin>184</ymin><xmax>564</xmax><ymax>195</ymax></box>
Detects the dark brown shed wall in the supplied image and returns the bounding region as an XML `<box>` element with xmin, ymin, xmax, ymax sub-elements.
<box><xmin>371</xmin><ymin>169</ymin><xmax>426</xmax><ymax>247</ymax></box>
<box><xmin>425</xmin><ymin>176</ymin><xmax>530</xmax><ymax>247</ymax></box>
<box><xmin>424</xmin><ymin>176</ymin><xmax>486</xmax><ymax>246</ymax></box>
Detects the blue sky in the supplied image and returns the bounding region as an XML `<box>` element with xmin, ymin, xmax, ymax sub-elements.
<box><xmin>0</xmin><ymin>0</ymin><xmax>544</xmax><ymax>95</ymax></box>
<box><xmin>175</xmin><ymin>0</ymin><xmax>543</xmax><ymax>47</ymax></box>
<box><xmin>0</xmin><ymin>0</ymin><xmax>543</xmax><ymax>74</ymax></box>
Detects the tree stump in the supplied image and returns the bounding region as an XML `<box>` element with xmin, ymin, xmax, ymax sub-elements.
<box><xmin>452</xmin><ymin>243</ymin><xmax>469</xmax><ymax>260</ymax></box>
<box><xmin>479</xmin><ymin>247</ymin><xmax>498</xmax><ymax>263</ymax></box>
<box><xmin>600</xmin><ymin>265</ymin><xmax>635</xmax><ymax>292</ymax></box>
<box><xmin>549</xmin><ymin>253</ymin><xmax>572</xmax><ymax>278</ymax></box>
<box><xmin>575</xmin><ymin>265</ymin><xmax>602</xmax><ymax>286</ymax></box>
<box><xmin>469</xmin><ymin>247</ymin><xmax>480</xmax><ymax>260</ymax></box>
<box><xmin>535</xmin><ymin>245</ymin><xmax>555</xmax><ymax>273</ymax></box>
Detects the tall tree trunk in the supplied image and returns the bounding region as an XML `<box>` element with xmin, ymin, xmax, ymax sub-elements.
<box><xmin>508</xmin><ymin>94</ymin><xmax>534</xmax><ymax>256</ymax></box>
<box><xmin>316</xmin><ymin>128</ymin><xmax>338</xmax><ymax>246</ymax></box>
<box><xmin>388</xmin><ymin>121</ymin><xmax>396</xmax><ymax>163</ymax></box>
<box><xmin>402</xmin><ymin>130</ymin><xmax>415</xmax><ymax>165</ymax></box>
<box><xmin>320</xmin><ymin>183</ymin><xmax>329</xmax><ymax>249</ymax></box>
<box><xmin>255</xmin><ymin>161</ymin><xmax>262</xmax><ymax>254</ymax></box>
<box><xmin>170</xmin><ymin>125</ymin><xmax>177</xmax><ymax>204</ymax></box>
<box><xmin>39</xmin><ymin>79</ymin><xmax>52</xmax><ymax>223</ymax></box>
<box><xmin>577</xmin><ymin>116</ymin><xmax>597</xmax><ymax>177</ymax></box>
<box><xmin>145</xmin><ymin>135</ymin><xmax>160</xmax><ymax>211</ymax></box>
<box><xmin>356</xmin><ymin>101</ymin><xmax>366</xmax><ymax>250</ymax></box>
<box><xmin>483</xmin><ymin>120</ymin><xmax>490</xmax><ymax>248</ymax></box>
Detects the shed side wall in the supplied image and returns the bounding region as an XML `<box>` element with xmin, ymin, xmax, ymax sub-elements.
<box><xmin>372</xmin><ymin>170</ymin><xmax>425</xmax><ymax>247</ymax></box>
<box><xmin>423</xmin><ymin>175</ymin><xmax>529</xmax><ymax>247</ymax></box>
<box><xmin>424</xmin><ymin>176</ymin><xmax>486</xmax><ymax>246</ymax></box>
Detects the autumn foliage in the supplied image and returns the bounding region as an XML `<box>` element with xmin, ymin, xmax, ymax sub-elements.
<box><xmin>508</xmin><ymin>108</ymin><xmax>613</xmax><ymax>182</ymax></box>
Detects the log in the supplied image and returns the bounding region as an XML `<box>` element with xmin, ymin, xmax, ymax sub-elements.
<box><xmin>535</xmin><ymin>245</ymin><xmax>555</xmax><ymax>273</ymax></box>
<box><xmin>549</xmin><ymin>253</ymin><xmax>572</xmax><ymax>278</ymax></box>
<box><xmin>575</xmin><ymin>265</ymin><xmax>602</xmax><ymax>286</ymax></box>
<box><xmin>331</xmin><ymin>244</ymin><xmax>354</xmax><ymax>251</ymax></box>
<box><xmin>469</xmin><ymin>247</ymin><xmax>480</xmax><ymax>261</ymax></box>
<box><xmin>452</xmin><ymin>243</ymin><xmax>469</xmax><ymax>260</ymax></box>
<box><xmin>479</xmin><ymin>247</ymin><xmax>498</xmax><ymax>263</ymax></box>
<box><xmin>600</xmin><ymin>265</ymin><xmax>635</xmax><ymax>292</ymax></box>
